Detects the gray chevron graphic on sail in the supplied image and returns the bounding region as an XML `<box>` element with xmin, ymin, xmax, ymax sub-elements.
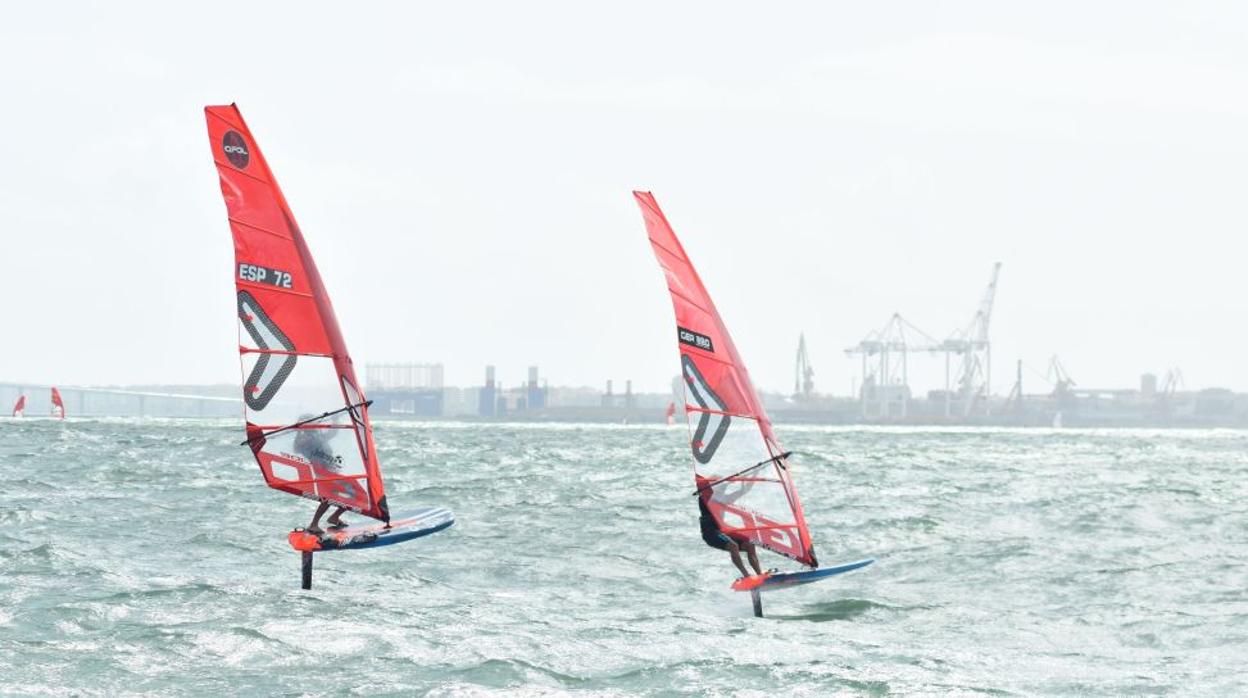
<box><xmin>238</xmin><ymin>290</ymin><xmax>297</xmax><ymax>411</ymax></box>
<box><xmin>682</xmin><ymin>354</ymin><xmax>731</xmax><ymax>464</ymax></box>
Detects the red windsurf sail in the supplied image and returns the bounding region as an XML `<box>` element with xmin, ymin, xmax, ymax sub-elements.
<box><xmin>635</xmin><ymin>191</ymin><xmax>817</xmax><ymax>567</ymax></box>
<box><xmin>12</xmin><ymin>395</ymin><xmax>25</xmax><ymax>418</ymax></box>
<box><xmin>205</xmin><ymin>104</ymin><xmax>388</xmax><ymax>522</ymax></box>
<box><xmin>50</xmin><ymin>387</ymin><xmax>64</xmax><ymax>420</ymax></box>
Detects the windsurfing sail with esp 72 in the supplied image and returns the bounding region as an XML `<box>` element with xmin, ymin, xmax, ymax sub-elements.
<box><xmin>634</xmin><ymin>191</ymin><xmax>818</xmax><ymax>568</ymax></box>
<box><xmin>204</xmin><ymin>104</ymin><xmax>389</xmax><ymax>522</ymax></box>
<box><xmin>12</xmin><ymin>395</ymin><xmax>25</xmax><ymax>418</ymax></box>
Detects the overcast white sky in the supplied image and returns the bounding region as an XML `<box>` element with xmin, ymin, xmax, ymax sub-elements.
<box><xmin>3</xmin><ymin>1</ymin><xmax>1247</xmax><ymax>395</ymax></box>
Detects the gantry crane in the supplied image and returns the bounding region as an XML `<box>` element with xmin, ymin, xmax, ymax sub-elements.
<box><xmin>1047</xmin><ymin>355</ymin><xmax>1076</xmax><ymax>399</ymax></box>
<box><xmin>936</xmin><ymin>262</ymin><xmax>1002</xmax><ymax>417</ymax></box>
<box><xmin>845</xmin><ymin>313</ymin><xmax>939</xmax><ymax>419</ymax></box>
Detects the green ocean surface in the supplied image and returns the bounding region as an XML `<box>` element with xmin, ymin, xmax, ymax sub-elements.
<box><xmin>1</xmin><ymin>419</ymin><xmax>1245</xmax><ymax>695</ymax></box>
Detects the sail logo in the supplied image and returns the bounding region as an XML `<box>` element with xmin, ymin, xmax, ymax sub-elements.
<box><xmin>222</xmin><ymin>130</ymin><xmax>250</xmax><ymax>169</ymax></box>
<box><xmin>682</xmin><ymin>355</ymin><xmax>730</xmax><ymax>464</ymax></box>
<box><xmin>677</xmin><ymin>326</ymin><xmax>714</xmax><ymax>353</ymax></box>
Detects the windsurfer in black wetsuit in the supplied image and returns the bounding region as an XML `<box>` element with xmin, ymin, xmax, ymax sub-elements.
<box><xmin>696</xmin><ymin>476</ymin><xmax>763</xmax><ymax>579</ymax></box>
<box><xmin>293</xmin><ymin>417</ymin><xmax>348</xmax><ymax>534</ymax></box>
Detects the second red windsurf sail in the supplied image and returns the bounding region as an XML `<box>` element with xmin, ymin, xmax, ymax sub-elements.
<box><xmin>635</xmin><ymin>191</ymin><xmax>817</xmax><ymax>567</ymax></box>
<box><xmin>205</xmin><ymin>104</ymin><xmax>388</xmax><ymax>522</ymax></box>
<box><xmin>50</xmin><ymin>387</ymin><xmax>64</xmax><ymax>420</ymax></box>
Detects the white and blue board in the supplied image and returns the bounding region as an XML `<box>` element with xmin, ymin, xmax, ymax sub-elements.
<box><xmin>289</xmin><ymin>507</ymin><xmax>454</xmax><ymax>589</ymax></box>
<box><xmin>752</xmin><ymin>558</ymin><xmax>874</xmax><ymax>592</ymax></box>
<box><xmin>314</xmin><ymin>507</ymin><xmax>454</xmax><ymax>551</ymax></box>
<box><xmin>734</xmin><ymin>558</ymin><xmax>874</xmax><ymax>617</ymax></box>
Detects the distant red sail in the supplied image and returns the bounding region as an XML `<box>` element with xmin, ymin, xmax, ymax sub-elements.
<box><xmin>634</xmin><ymin>191</ymin><xmax>817</xmax><ymax>567</ymax></box>
<box><xmin>12</xmin><ymin>395</ymin><xmax>26</xmax><ymax>418</ymax></box>
<box><xmin>50</xmin><ymin>387</ymin><xmax>64</xmax><ymax>420</ymax></box>
<box><xmin>204</xmin><ymin>104</ymin><xmax>388</xmax><ymax>522</ymax></box>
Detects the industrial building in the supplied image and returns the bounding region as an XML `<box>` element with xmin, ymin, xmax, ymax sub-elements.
<box><xmin>365</xmin><ymin>363</ymin><xmax>444</xmax><ymax>416</ymax></box>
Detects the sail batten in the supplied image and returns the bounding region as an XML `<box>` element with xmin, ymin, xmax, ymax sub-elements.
<box><xmin>236</xmin><ymin>283</ymin><xmax>317</xmax><ymax>299</ymax></box>
<box><xmin>685</xmin><ymin>407</ymin><xmax>758</xmax><ymax>419</ymax></box>
<box><xmin>206</xmin><ymin>104</ymin><xmax>389</xmax><ymax>522</ymax></box>
<box><xmin>227</xmin><ymin>217</ymin><xmax>295</xmax><ymax>240</ymax></box>
<box><xmin>635</xmin><ymin>191</ymin><xmax>817</xmax><ymax>568</ymax></box>
<box><xmin>240</xmin><ymin>348</ymin><xmax>332</xmax><ymax>358</ymax></box>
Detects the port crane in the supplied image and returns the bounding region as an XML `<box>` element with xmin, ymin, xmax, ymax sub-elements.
<box><xmin>1161</xmin><ymin>367</ymin><xmax>1185</xmax><ymax>397</ymax></box>
<box><xmin>1047</xmin><ymin>355</ymin><xmax>1076</xmax><ymax>399</ymax></box>
<box><xmin>843</xmin><ymin>262</ymin><xmax>1002</xmax><ymax>421</ymax></box>
<box><xmin>845</xmin><ymin>313</ymin><xmax>939</xmax><ymax>418</ymax></box>
<box><xmin>935</xmin><ymin>262</ymin><xmax>1002</xmax><ymax>417</ymax></box>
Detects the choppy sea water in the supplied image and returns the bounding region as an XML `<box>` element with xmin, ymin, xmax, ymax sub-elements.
<box><xmin>1</xmin><ymin>419</ymin><xmax>1246</xmax><ymax>696</ymax></box>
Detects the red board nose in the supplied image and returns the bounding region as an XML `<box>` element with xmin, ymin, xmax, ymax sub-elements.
<box><xmin>730</xmin><ymin>573</ymin><xmax>772</xmax><ymax>591</ymax></box>
<box><xmin>288</xmin><ymin>530</ymin><xmax>322</xmax><ymax>552</ymax></box>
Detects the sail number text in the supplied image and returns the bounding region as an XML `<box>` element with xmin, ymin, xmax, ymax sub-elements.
<box><xmin>678</xmin><ymin>326</ymin><xmax>715</xmax><ymax>353</ymax></box>
<box><xmin>239</xmin><ymin>263</ymin><xmax>293</xmax><ymax>289</ymax></box>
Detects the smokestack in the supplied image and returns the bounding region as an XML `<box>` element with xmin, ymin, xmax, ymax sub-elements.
<box><xmin>479</xmin><ymin>365</ymin><xmax>497</xmax><ymax>417</ymax></box>
<box><xmin>526</xmin><ymin>366</ymin><xmax>545</xmax><ymax>410</ymax></box>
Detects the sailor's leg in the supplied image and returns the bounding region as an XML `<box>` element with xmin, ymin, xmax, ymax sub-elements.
<box><xmin>725</xmin><ymin>539</ymin><xmax>750</xmax><ymax>578</ymax></box>
<box><xmin>743</xmin><ymin>540</ymin><xmax>763</xmax><ymax>576</ymax></box>
<box><xmin>326</xmin><ymin>506</ymin><xmax>347</xmax><ymax>528</ymax></box>
<box><xmin>307</xmin><ymin>500</ymin><xmax>332</xmax><ymax>534</ymax></box>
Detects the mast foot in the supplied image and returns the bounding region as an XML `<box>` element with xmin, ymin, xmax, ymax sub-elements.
<box><xmin>301</xmin><ymin>551</ymin><xmax>313</xmax><ymax>590</ymax></box>
<box><xmin>751</xmin><ymin>588</ymin><xmax>763</xmax><ymax>618</ymax></box>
